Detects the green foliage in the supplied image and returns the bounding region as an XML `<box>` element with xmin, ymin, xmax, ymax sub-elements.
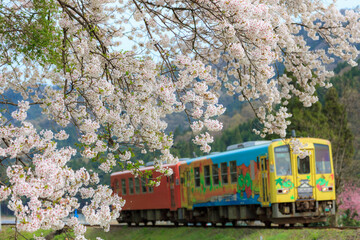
<box><xmin>285</xmin><ymin>78</ymin><xmax>354</xmax><ymax>192</ymax></box>
<box><xmin>329</xmin><ymin>60</ymin><xmax>360</xmax><ymax>165</ymax></box>
<box><xmin>331</xmin><ymin>59</ymin><xmax>360</xmax><ymax>98</ymax></box>
<box><xmin>0</xmin><ymin>0</ymin><xmax>62</xmax><ymax>67</ymax></box>
<box><xmin>339</xmin><ymin>209</ymin><xmax>360</xmax><ymax>227</ymax></box>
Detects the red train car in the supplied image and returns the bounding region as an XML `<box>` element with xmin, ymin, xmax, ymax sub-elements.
<box><xmin>111</xmin><ymin>162</ymin><xmax>183</xmax><ymax>225</ymax></box>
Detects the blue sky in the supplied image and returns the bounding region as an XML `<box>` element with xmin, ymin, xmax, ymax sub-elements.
<box><xmin>333</xmin><ymin>0</ymin><xmax>359</xmax><ymax>9</ymax></box>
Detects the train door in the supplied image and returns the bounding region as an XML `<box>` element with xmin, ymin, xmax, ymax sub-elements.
<box><xmin>294</xmin><ymin>150</ymin><xmax>317</xmax><ymax>200</ymax></box>
<box><xmin>169</xmin><ymin>175</ymin><xmax>175</xmax><ymax>209</ymax></box>
<box><xmin>259</xmin><ymin>156</ymin><xmax>270</xmax><ymax>206</ymax></box>
<box><xmin>182</xmin><ymin>168</ymin><xmax>192</xmax><ymax>209</ymax></box>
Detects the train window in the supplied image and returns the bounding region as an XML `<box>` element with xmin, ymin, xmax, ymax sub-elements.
<box><xmin>230</xmin><ymin>161</ymin><xmax>237</xmax><ymax>183</ymax></box>
<box><xmin>115</xmin><ymin>180</ymin><xmax>120</xmax><ymax>194</ymax></box>
<box><xmin>204</xmin><ymin>165</ymin><xmax>211</xmax><ymax>186</ymax></box>
<box><xmin>275</xmin><ymin>145</ymin><xmax>292</xmax><ymax>176</ymax></box>
<box><xmin>194</xmin><ymin>167</ymin><xmax>201</xmax><ymax>187</ymax></box>
<box><xmin>121</xmin><ymin>179</ymin><xmax>127</xmax><ymax>195</ymax></box>
<box><xmin>298</xmin><ymin>156</ymin><xmax>310</xmax><ymax>174</ymax></box>
<box><xmin>142</xmin><ymin>177</ymin><xmax>147</xmax><ymax>193</ymax></box>
<box><xmin>221</xmin><ymin>162</ymin><xmax>228</xmax><ymax>184</ymax></box>
<box><xmin>250</xmin><ymin>160</ymin><xmax>255</xmax><ymax>180</ymax></box>
<box><xmin>129</xmin><ymin>178</ymin><xmax>134</xmax><ymax>194</ymax></box>
<box><xmin>148</xmin><ymin>175</ymin><xmax>153</xmax><ymax>193</ymax></box>
<box><xmin>135</xmin><ymin>178</ymin><xmax>140</xmax><ymax>194</ymax></box>
<box><xmin>212</xmin><ymin>164</ymin><xmax>219</xmax><ymax>185</ymax></box>
<box><xmin>315</xmin><ymin>144</ymin><xmax>331</xmax><ymax>174</ymax></box>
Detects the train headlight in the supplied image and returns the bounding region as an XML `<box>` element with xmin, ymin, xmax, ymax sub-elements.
<box><xmin>277</xmin><ymin>188</ymin><xmax>289</xmax><ymax>194</ymax></box>
<box><xmin>321</xmin><ymin>186</ymin><xmax>333</xmax><ymax>192</ymax></box>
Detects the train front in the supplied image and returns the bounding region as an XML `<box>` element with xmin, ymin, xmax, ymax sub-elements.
<box><xmin>268</xmin><ymin>138</ymin><xmax>336</xmax><ymax>225</ymax></box>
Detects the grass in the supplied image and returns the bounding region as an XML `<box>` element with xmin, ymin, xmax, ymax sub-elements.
<box><xmin>0</xmin><ymin>226</ymin><xmax>73</xmax><ymax>240</ymax></box>
<box><xmin>85</xmin><ymin>226</ymin><xmax>360</xmax><ymax>240</ymax></box>
<box><xmin>1</xmin><ymin>225</ymin><xmax>359</xmax><ymax>240</ymax></box>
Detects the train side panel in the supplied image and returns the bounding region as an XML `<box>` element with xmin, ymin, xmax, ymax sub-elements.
<box><xmin>111</xmin><ymin>163</ymin><xmax>182</xmax><ymax>211</ymax></box>
<box><xmin>179</xmin><ymin>144</ymin><xmax>270</xmax><ymax>210</ymax></box>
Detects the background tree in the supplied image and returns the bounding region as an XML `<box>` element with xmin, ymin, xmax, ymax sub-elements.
<box><xmin>286</xmin><ymin>87</ymin><xmax>354</xmax><ymax>189</ymax></box>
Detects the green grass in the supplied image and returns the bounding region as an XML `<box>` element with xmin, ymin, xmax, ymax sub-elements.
<box><xmin>85</xmin><ymin>226</ymin><xmax>359</xmax><ymax>240</ymax></box>
<box><xmin>1</xmin><ymin>225</ymin><xmax>359</xmax><ymax>240</ymax></box>
<box><xmin>0</xmin><ymin>226</ymin><xmax>73</xmax><ymax>240</ymax></box>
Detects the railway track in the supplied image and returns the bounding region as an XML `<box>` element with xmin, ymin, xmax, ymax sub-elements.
<box><xmin>108</xmin><ymin>223</ymin><xmax>360</xmax><ymax>230</ymax></box>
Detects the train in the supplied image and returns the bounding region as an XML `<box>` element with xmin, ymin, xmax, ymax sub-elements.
<box><xmin>110</xmin><ymin>138</ymin><xmax>336</xmax><ymax>226</ymax></box>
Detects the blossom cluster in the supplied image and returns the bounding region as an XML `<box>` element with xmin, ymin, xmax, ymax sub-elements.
<box><xmin>289</xmin><ymin>138</ymin><xmax>310</xmax><ymax>159</ymax></box>
<box><xmin>338</xmin><ymin>182</ymin><xmax>360</xmax><ymax>221</ymax></box>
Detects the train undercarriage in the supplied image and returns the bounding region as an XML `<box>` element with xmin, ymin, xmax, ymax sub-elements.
<box><xmin>117</xmin><ymin>200</ymin><xmax>336</xmax><ymax>226</ymax></box>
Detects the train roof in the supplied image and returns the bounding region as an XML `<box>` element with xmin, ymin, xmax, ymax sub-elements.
<box><xmin>110</xmin><ymin>162</ymin><xmax>180</xmax><ymax>177</ymax></box>
<box><xmin>183</xmin><ymin>140</ymin><xmax>273</xmax><ymax>165</ymax></box>
<box><xmin>110</xmin><ymin>138</ymin><xmax>330</xmax><ymax>177</ymax></box>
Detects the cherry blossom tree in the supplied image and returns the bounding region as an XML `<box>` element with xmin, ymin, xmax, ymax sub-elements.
<box><xmin>0</xmin><ymin>0</ymin><xmax>359</xmax><ymax>238</ymax></box>
<box><xmin>338</xmin><ymin>182</ymin><xmax>360</xmax><ymax>222</ymax></box>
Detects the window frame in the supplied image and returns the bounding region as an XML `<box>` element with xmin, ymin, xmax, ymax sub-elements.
<box><xmin>135</xmin><ymin>177</ymin><xmax>140</xmax><ymax>194</ymax></box>
<box><xmin>315</xmin><ymin>144</ymin><xmax>332</xmax><ymax>174</ymax></box>
<box><xmin>141</xmin><ymin>176</ymin><xmax>147</xmax><ymax>193</ymax></box>
<box><xmin>274</xmin><ymin>145</ymin><xmax>292</xmax><ymax>176</ymax></box>
<box><xmin>148</xmin><ymin>175</ymin><xmax>153</xmax><ymax>193</ymax></box>
<box><xmin>230</xmin><ymin>161</ymin><xmax>237</xmax><ymax>183</ymax></box>
<box><xmin>121</xmin><ymin>179</ymin><xmax>127</xmax><ymax>195</ymax></box>
<box><xmin>212</xmin><ymin>164</ymin><xmax>219</xmax><ymax>186</ymax></box>
<box><xmin>129</xmin><ymin>178</ymin><xmax>134</xmax><ymax>195</ymax></box>
<box><xmin>194</xmin><ymin>167</ymin><xmax>201</xmax><ymax>187</ymax></box>
<box><xmin>221</xmin><ymin>162</ymin><xmax>228</xmax><ymax>184</ymax></box>
<box><xmin>204</xmin><ymin>165</ymin><xmax>211</xmax><ymax>186</ymax></box>
<box><xmin>115</xmin><ymin>179</ymin><xmax>120</xmax><ymax>194</ymax></box>
<box><xmin>297</xmin><ymin>156</ymin><xmax>310</xmax><ymax>175</ymax></box>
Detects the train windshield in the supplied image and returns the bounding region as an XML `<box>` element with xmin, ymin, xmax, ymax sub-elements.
<box><xmin>275</xmin><ymin>145</ymin><xmax>292</xmax><ymax>176</ymax></box>
<box><xmin>315</xmin><ymin>144</ymin><xmax>331</xmax><ymax>174</ymax></box>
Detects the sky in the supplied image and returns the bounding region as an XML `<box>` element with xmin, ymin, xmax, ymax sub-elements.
<box><xmin>333</xmin><ymin>0</ymin><xmax>359</xmax><ymax>9</ymax></box>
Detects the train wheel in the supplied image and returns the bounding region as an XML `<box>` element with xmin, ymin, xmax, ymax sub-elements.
<box><xmin>264</xmin><ymin>221</ymin><xmax>271</xmax><ymax>227</ymax></box>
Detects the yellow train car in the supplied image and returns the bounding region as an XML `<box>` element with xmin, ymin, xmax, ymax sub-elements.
<box><xmin>266</xmin><ymin>138</ymin><xmax>335</xmax><ymax>225</ymax></box>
